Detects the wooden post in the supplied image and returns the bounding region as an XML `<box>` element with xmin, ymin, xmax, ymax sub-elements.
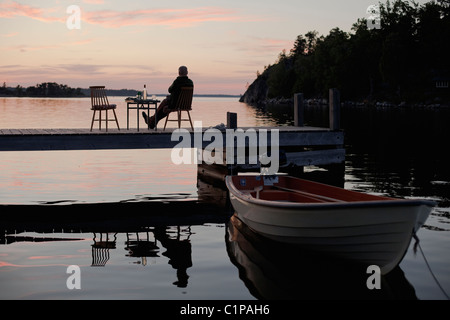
<box><xmin>294</xmin><ymin>93</ymin><xmax>304</xmax><ymax>127</ymax></box>
<box><xmin>226</xmin><ymin>112</ymin><xmax>237</xmax><ymax>174</ymax></box>
<box><xmin>227</xmin><ymin>112</ymin><xmax>237</xmax><ymax>129</ymax></box>
<box><xmin>329</xmin><ymin>88</ymin><xmax>340</xmax><ymax>130</ymax></box>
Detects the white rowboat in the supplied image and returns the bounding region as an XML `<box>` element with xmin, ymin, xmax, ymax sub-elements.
<box><xmin>225</xmin><ymin>175</ymin><xmax>435</xmax><ymax>274</ymax></box>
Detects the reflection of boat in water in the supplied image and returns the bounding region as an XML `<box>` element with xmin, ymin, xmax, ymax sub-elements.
<box><xmin>225</xmin><ymin>175</ymin><xmax>435</xmax><ymax>275</ymax></box>
<box><xmin>226</xmin><ymin>215</ymin><xmax>418</xmax><ymax>300</ymax></box>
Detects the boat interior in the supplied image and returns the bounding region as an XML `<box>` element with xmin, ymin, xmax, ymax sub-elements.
<box><xmin>230</xmin><ymin>175</ymin><xmax>395</xmax><ymax>204</ymax></box>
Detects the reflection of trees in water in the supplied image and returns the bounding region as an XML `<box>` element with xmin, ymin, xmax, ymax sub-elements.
<box><xmin>341</xmin><ymin>106</ymin><xmax>450</xmax><ymax>204</ymax></box>
<box><xmin>246</xmin><ymin>103</ymin><xmax>295</xmax><ymax>127</ymax></box>
<box><xmin>273</xmin><ymin>104</ymin><xmax>450</xmax><ymax>204</ymax></box>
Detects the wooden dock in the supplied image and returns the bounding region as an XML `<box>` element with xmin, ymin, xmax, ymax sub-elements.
<box><xmin>0</xmin><ymin>90</ymin><xmax>345</xmax><ymax>174</ymax></box>
<box><xmin>0</xmin><ymin>126</ymin><xmax>344</xmax><ymax>172</ymax></box>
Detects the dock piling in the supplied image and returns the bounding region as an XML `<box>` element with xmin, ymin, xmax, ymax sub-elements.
<box><xmin>294</xmin><ymin>93</ymin><xmax>304</xmax><ymax>127</ymax></box>
<box><xmin>329</xmin><ymin>88</ymin><xmax>341</xmax><ymax>131</ymax></box>
<box><xmin>227</xmin><ymin>112</ymin><xmax>237</xmax><ymax>129</ymax></box>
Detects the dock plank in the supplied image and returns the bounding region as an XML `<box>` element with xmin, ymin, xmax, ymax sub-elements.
<box><xmin>0</xmin><ymin>126</ymin><xmax>344</xmax><ymax>152</ymax></box>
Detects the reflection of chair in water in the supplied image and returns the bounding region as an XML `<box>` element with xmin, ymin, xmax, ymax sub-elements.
<box><xmin>125</xmin><ymin>232</ymin><xmax>159</xmax><ymax>266</ymax></box>
<box><xmin>91</xmin><ymin>233</ymin><xmax>117</xmax><ymax>267</ymax></box>
<box><xmin>154</xmin><ymin>226</ymin><xmax>193</xmax><ymax>288</ymax></box>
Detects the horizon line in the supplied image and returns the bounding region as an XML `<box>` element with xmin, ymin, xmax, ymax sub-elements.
<box><xmin>1</xmin><ymin>85</ymin><xmax>243</xmax><ymax>97</ymax></box>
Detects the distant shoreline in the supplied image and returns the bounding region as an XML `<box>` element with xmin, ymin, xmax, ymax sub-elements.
<box><xmin>0</xmin><ymin>83</ymin><xmax>241</xmax><ymax>98</ymax></box>
<box><xmin>0</xmin><ymin>88</ymin><xmax>241</xmax><ymax>99</ymax></box>
<box><xmin>0</xmin><ymin>93</ymin><xmax>242</xmax><ymax>98</ymax></box>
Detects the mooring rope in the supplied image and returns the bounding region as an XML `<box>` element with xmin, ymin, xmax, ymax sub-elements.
<box><xmin>413</xmin><ymin>233</ymin><xmax>450</xmax><ymax>300</ymax></box>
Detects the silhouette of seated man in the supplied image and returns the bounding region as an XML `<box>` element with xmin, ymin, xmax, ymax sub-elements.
<box><xmin>143</xmin><ymin>65</ymin><xmax>194</xmax><ymax>129</ymax></box>
<box><xmin>154</xmin><ymin>226</ymin><xmax>192</xmax><ymax>288</ymax></box>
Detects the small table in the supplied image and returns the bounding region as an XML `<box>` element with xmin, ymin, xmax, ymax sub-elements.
<box><xmin>126</xmin><ymin>98</ymin><xmax>160</xmax><ymax>131</ymax></box>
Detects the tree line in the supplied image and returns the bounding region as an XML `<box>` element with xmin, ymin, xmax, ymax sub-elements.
<box><xmin>241</xmin><ymin>0</ymin><xmax>450</xmax><ymax>105</ymax></box>
<box><xmin>0</xmin><ymin>82</ymin><xmax>85</xmax><ymax>97</ymax></box>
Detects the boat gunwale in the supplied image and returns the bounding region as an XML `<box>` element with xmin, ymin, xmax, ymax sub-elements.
<box><xmin>225</xmin><ymin>176</ymin><xmax>436</xmax><ymax>210</ymax></box>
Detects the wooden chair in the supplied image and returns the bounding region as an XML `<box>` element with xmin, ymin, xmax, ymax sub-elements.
<box><xmin>163</xmin><ymin>87</ymin><xmax>194</xmax><ymax>130</ymax></box>
<box><xmin>90</xmin><ymin>86</ymin><xmax>120</xmax><ymax>131</ymax></box>
<box><xmin>91</xmin><ymin>232</ymin><xmax>117</xmax><ymax>267</ymax></box>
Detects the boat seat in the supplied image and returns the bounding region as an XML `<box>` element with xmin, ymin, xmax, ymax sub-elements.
<box><xmin>253</xmin><ymin>190</ymin><xmax>328</xmax><ymax>203</ymax></box>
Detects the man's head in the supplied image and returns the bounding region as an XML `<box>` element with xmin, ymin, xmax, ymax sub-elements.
<box><xmin>178</xmin><ymin>66</ymin><xmax>188</xmax><ymax>76</ymax></box>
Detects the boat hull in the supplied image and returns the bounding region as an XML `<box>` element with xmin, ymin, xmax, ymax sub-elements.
<box><xmin>226</xmin><ymin>215</ymin><xmax>418</xmax><ymax>299</ymax></box>
<box><xmin>225</xmin><ymin>175</ymin><xmax>434</xmax><ymax>275</ymax></box>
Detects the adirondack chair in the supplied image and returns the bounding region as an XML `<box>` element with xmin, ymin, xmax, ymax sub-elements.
<box><xmin>90</xmin><ymin>86</ymin><xmax>120</xmax><ymax>131</ymax></box>
<box><xmin>163</xmin><ymin>87</ymin><xmax>194</xmax><ymax>130</ymax></box>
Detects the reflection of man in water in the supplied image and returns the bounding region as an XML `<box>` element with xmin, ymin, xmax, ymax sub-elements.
<box><xmin>154</xmin><ymin>227</ymin><xmax>192</xmax><ymax>288</ymax></box>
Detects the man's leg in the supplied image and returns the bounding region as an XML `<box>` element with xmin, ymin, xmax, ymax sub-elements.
<box><xmin>143</xmin><ymin>98</ymin><xmax>169</xmax><ymax>129</ymax></box>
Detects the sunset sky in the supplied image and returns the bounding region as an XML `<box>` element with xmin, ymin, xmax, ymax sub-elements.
<box><xmin>1</xmin><ymin>0</ymin><xmax>430</xmax><ymax>94</ymax></box>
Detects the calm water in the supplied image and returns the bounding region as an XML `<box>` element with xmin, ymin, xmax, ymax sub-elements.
<box><xmin>0</xmin><ymin>96</ymin><xmax>449</xmax><ymax>301</ymax></box>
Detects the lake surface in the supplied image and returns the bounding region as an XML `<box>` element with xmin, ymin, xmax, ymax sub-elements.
<box><xmin>0</xmin><ymin>96</ymin><xmax>449</xmax><ymax>301</ymax></box>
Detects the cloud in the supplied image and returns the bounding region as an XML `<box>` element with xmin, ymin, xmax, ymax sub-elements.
<box><xmin>246</xmin><ymin>36</ymin><xmax>294</xmax><ymax>52</ymax></box>
<box><xmin>0</xmin><ymin>1</ymin><xmax>41</xmax><ymax>18</ymax></box>
<box><xmin>0</xmin><ymin>2</ymin><xmax>260</xmax><ymax>29</ymax></box>
<box><xmin>3</xmin><ymin>39</ymin><xmax>95</xmax><ymax>53</ymax></box>
<box><xmin>0</xmin><ymin>63</ymin><xmax>156</xmax><ymax>78</ymax></box>
<box><xmin>0</xmin><ymin>63</ymin><xmax>168</xmax><ymax>90</ymax></box>
<box><xmin>0</xmin><ymin>1</ymin><xmax>63</xmax><ymax>23</ymax></box>
<box><xmin>83</xmin><ymin>0</ymin><xmax>104</xmax><ymax>4</ymax></box>
<box><xmin>1</xmin><ymin>32</ymin><xmax>19</xmax><ymax>37</ymax></box>
<box><xmin>0</xmin><ymin>63</ymin><xmax>249</xmax><ymax>93</ymax></box>
<box><xmin>225</xmin><ymin>36</ymin><xmax>293</xmax><ymax>63</ymax></box>
<box><xmin>83</xmin><ymin>6</ymin><xmax>255</xmax><ymax>29</ymax></box>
